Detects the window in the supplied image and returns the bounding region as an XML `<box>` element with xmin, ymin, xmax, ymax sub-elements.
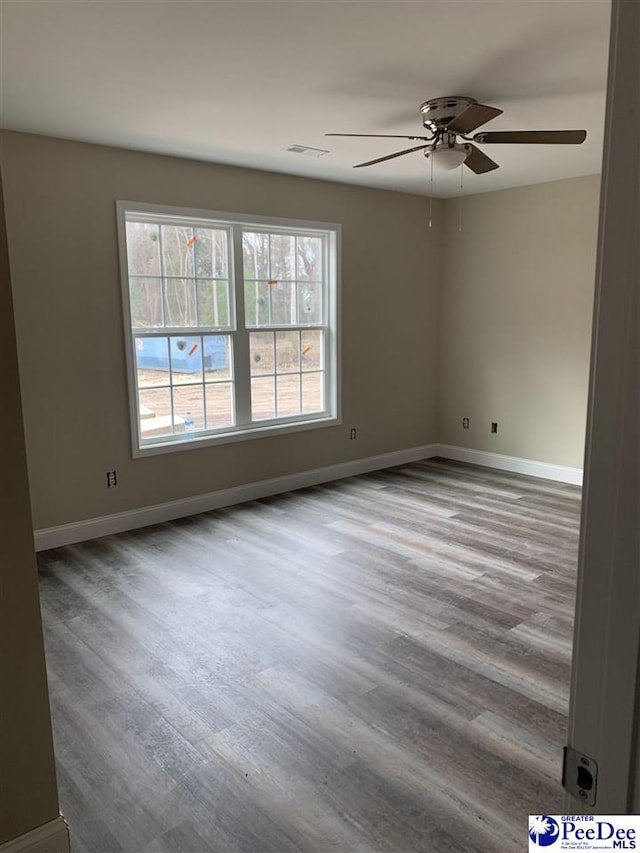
<box><xmin>117</xmin><ymin>202</ymin><xmax>340</xmax><ymax>455</ymax></box>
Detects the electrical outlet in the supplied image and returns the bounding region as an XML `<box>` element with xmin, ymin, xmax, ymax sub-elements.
<box><xmin>106</xmin><ymin>469</ymin><xmax>117</xmax><ymax>487</ymax></box>
<box><xmin>462</xmin><ymin>417</ymin><xmax>470</xmax><ymax>429</ymax></box>
<box><xmin>491</xmin><ymin>422</ymin><xmax>498</xmax><ymax>434</ymax></box>
<box><xmin>350</xmin><ymin>427</ymin><xmax>357</xmax><ymax>440</ymax></box>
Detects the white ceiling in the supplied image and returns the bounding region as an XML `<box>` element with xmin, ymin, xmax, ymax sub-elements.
<box><xmin>1</xmin><ymin>0</ymin><xmax>611</xmax><ymax>198</ymax></box>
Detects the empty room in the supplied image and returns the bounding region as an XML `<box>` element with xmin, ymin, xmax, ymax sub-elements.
<box><xmin>2</xmin><ymin>1</ymin><xmax>639</xmax><ymax>852</ymax></box>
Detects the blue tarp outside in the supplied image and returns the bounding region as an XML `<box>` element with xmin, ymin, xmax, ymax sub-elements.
<box><xmin>135</xmin><ymin>335</ymin><xmax>228</xmax><ymax>373</ymax></box>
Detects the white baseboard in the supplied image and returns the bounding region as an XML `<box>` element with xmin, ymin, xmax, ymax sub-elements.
<box><xmin>0</xmin><ymin>817</ymin><xmax>70</xmax><ymax>853</ymax></box>
<box><xmin>434</xmin><ymin>444</ymin><xmax>583</xmax><ymax>486</ymax></box>
<box><xmin>34</xmin><ymin>444</ymin><xmax>439</xmax><ymax>551</ymax></box>
<box><xmin>34</xmin><ymin>442</ymin><xmax>583</xmax><ymax>551</ymax></box>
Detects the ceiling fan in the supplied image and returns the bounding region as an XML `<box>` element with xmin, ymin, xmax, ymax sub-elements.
<box><xmin>326</xmin><ymin>96</ymin><xmax>587</xmax><ymax>174</ymax></box>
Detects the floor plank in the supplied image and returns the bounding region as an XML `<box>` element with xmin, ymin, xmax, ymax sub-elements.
<box><xmin>38</xmin><ymin>458</ymin><xmax>580</xmax><ymax>852</ymax></box>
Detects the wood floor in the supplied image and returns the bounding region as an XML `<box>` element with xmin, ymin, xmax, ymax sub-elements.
<box><xmin>37</xmin><ymin>458</ymin><xmax>580</xmax><ymax>853</ymax></box>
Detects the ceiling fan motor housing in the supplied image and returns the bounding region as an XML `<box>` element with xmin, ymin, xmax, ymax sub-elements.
<box><xmin>420</xmin><ymin>96</ymin><xmax>477</xmax><ymax>131</ymax></box>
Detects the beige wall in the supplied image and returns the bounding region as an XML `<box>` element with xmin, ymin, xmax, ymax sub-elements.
<box><xmin>437</xmin><ymin>175</ymin><xmax>600</xmax><ymax>468</ymax></box>
<box><xmin>0</xmin><ymin>170</ymin><xmax>59</xmax><ymax>841</ymax></box>
<box><xmin>1</xmin><ymin>132</ymin><xmax>442</xmax><ymax>530</ymax></box>
<box><xmin>1</xmin><ymin>130</ymin><xmax>601</xmax><ymax>533</ymax></box>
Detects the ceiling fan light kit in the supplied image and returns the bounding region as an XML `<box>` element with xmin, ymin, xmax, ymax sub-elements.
<box><xmin>427</xmin><ymin>145</ymin><xmax>468</xmax><ymax>170</ymax></box>
<box><xmin>327</xmin><ymin>95</ymin><xmax>587</xmax><ymax>176</ymax></box>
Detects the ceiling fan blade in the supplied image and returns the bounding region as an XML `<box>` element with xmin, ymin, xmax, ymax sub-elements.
<box><xmin>447</xmin><ymin>103</ymin><xmax>503</xmax><ymax>135</ymax></box>
<box><xmin>464</xmin><ymin>143</ymin><xmax>500</xmax><ymax>174</ymax></box>
<box><xmin>353</xmin><ymin>144</ymin><xmax>430</xmax><ymax>168</ymax></box>
<box><xmin>326</xmin><ymin>133</ymin><xmax>432</xmax><ymax>140</ymax></box>
<box><xmin>473</xmin><ymin>130</ymin><xmax>587</xmax><ymax>144</ymax></box>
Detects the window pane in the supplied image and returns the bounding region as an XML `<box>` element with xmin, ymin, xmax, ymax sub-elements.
<box><xmin>195</xmin><ymin>228</ymin><xmax>228</xmax><ymax>278</ymax></box>
<box><xmin>205</xmin><ymin>383</ymin><xmax>234</xmax><ymax>428</ymax></box>
<box><xmin>165</xmin><ymin>278</ymin><xmax>197</xmax><ymax>327</ymax></box>
<box><xmin>275</xmin><ymin>331</ymin><xmax>300</xmax><ymax>373</ymax></box>
<box><xmin>276</xmin><ymin>374</ymin><xmax>301</xmax><ymax>417</ymax></box>
<box><xmin>297</xmin><ymin>236</ymin><xmax>322</xmax><ymax>281</ymax></box>
<box><xmin>242</xmin><ymin>232</ymin><xmax>269</xmax><ymax>280</ymax></box>
<box><xmin>244</xmin><ymin>281</ymin><xmax>271</xmax><ymax>327</ymax></box>
<box><xmin>215</xmin><ymin>281</ymin><xmax>231</xmax><ymax>327</ymax></box>
<box><xmin>162</xmin><ymin>225</ymin><xmax>195</xmax><ymax>277</ymax></box>
<box><xmin>197</xmin><ymin>279</ymin><xmax>230</xmax><ymax>328</ymax></box>
<box><xmin>301</xmin><ymin>330</ymin><xmax>324</xmax><ymax>371</ymax></box>
<box><xmin>270</xmin><ymin>280</ymin><xmax>296</xmax><ymax>326</ymax></box>
<box><xmin>122</xmin><ymin>210</ymin><xmax>336</xmax><ymax>450</ymax></box>
<box><xmin>135</xmin><ymin>336</ymin><xmax>170</xmax><ymax>386</ymax></box>
<box><xmin>170</xmin><ymin>336</ymin><xmax>203</xmax><ymax>385</ymax></box>
<box><xmin>301</xmin><ymin>372</ymin><xmax>324</xmax><ymax>414</ymax></box>
<box><xmin>204</xmin><ymin>335</ymin><xmax>232</xmax><ymax>381</ymax></box>
<box><xmin>270</xmin><ymin>234</ymin><xmax>296</xmax><ymax>281</ymax></box>
<box><xmin>250</xmin><ymin>332</ymin><xmax>274</xmax><ymax>376</ymax></box>
<box><xmin>251</xmin><ymin>376</ymin><xmax>275</xmax><ymax>421</ymax></box>
<box><xmin>173</xmin><ymin>385</ymin><xmax>204</xmax><ymax>431</ymax></box>
<box><xmin>298</xmin><ymin>282</ymin><xmax>322</xmax><ymax>324</ymax></box>
<box><xmin>130</xmin><ymin>278</ymin><xmax>163</xmax><ymax>328</ymax></box>
<box><xmin>126</xmin><ymin>222</ymin><xmax>161</xmax><ymax>276</ymax></box>
<box><xmin>138</xmin><ymin>387</ymin><xmax>179</xmax><ymax>439</ymax></box>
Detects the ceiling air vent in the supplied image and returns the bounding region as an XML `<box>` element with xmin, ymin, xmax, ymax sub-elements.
<box><xmin>285</xmin><ymin>144</ymin><xmax>329</xmax><ymax>158</ymax></box>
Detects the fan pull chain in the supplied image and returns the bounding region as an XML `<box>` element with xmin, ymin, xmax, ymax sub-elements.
<box><xmin>458</xmin><ymin>162</ymin><xmax>464</xmax><ymax>232</ymax></box>
<box><xmin>428</xmin><ymin>153</ymin><xmax>434</xmax><ymax>228</ymax></box>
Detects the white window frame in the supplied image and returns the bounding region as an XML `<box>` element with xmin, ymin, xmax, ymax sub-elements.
<box><xmin>116</xmin><ymin>201</ymin><xmax>341</xmax><ymax>457</ymax></box>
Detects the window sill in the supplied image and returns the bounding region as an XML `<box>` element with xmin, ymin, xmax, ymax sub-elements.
<box><xmin>132</xmin><ymin>414</ymin><xmax>340</xmax><ymax>457</ymax></box>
